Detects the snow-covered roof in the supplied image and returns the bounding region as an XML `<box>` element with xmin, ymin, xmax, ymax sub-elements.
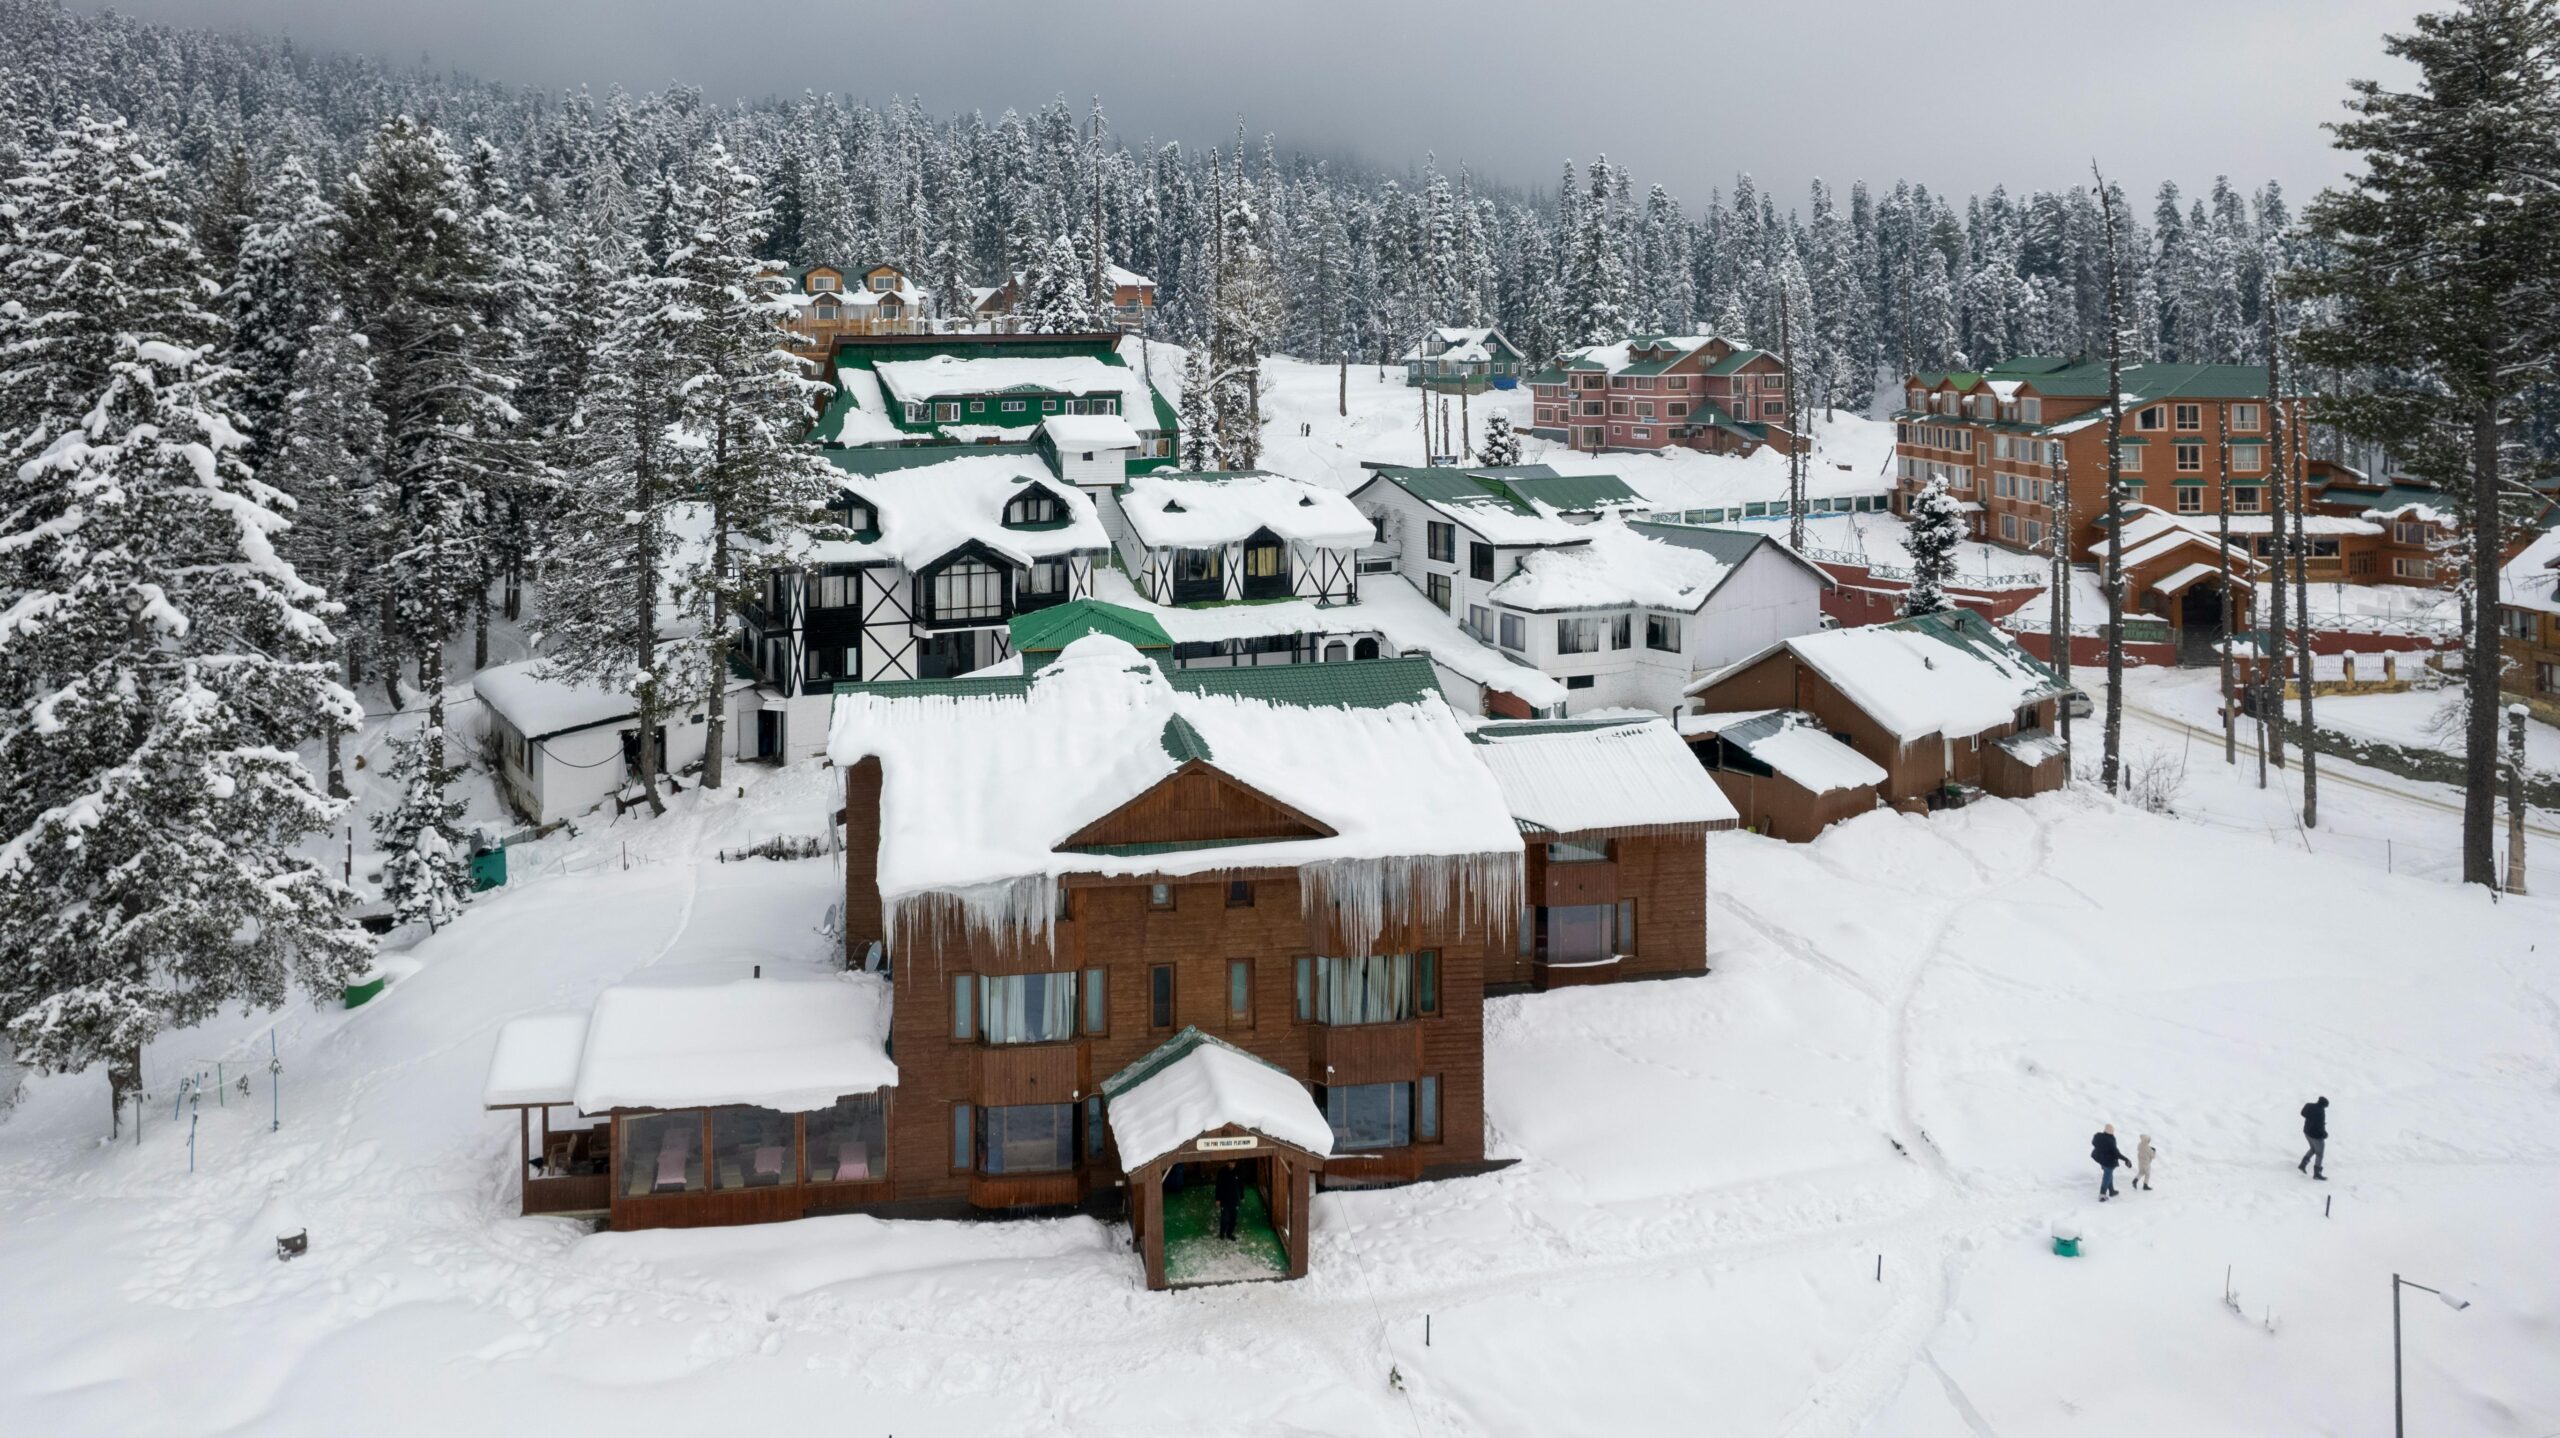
<box><xmin>814</xmin><ymin>365</ymin><xmax>905</xmax><ymax>446</ymax></box>
<box><xmin>2152</xmin><ymin>561</ymin><xmax>2224</xmax><ymax>597</ymax></box>
<box><xmin>482</xmin><ymin>1012</ymin><xmax>589</xmax><ymax>1107</ymax></box>
<box><xmin>1354</xmin><ymin>465</ymin><xmax>1648</xmax><ymax>548</ymax></box>
<box><xmin>1679</xmin><ymin>709</ymin><xmax>1889</xmax><ymax>794</ymax></box>
<box><xmin>1086</xmin><ymin>569</ymin><xmax>1569</xmax><ymax>709</ymax></box>
<box><xmin>1101</xmin><ymin>1027</ymin><xmax>1333</xmax><ymax>1171</ymax></box>
<box><xmin>1118</xmin><ymin>471</ymin><xmax>1375</xmax><ymax>551</ymax></box>
<box><xmin>1470</xmin><ymin>716</ymin><xmax>1738</xmax><ymax>835</ymax></box>
<box><xmin>873</xmin><ymin>353</ymin><xmax>1147</xmax><ymax>406</ymax></box>
<box><xmin>2501</xmin><ymin>527</ymin><xmax>2560</xmax><ymax>618</ymax></box>
<box><xmin>1106</xmin><ymin>263</ymin><xmax>1154</xmax><ymax>290</ymax></box>
<box><xmin>570</xmin><ymin>964</ymin><xmax>896</xmax><ymax>1115</ymax></box>
<box><xmin>2212</xmin><ymin>514</ymin><xmax>2384</xmax><ymax>537</ymax></box>
<box><xmin>1995</xmin><ymin>727</ymin><xmax>2067</xmax><ymax>767</ymax></box>
<box><xmin>1487</xmin><ymin>517</ymin><xmax>1734</xmax><ymax>613</ymax></box>
<box><xmin>1400</xmin><ymin>327</ymin><xmax>1512</xmax><ymax>364</ymax></box>
<box><xmin>1040</xmin><ymin>413</ymin><xmax>1142</xmax><ymax>450</ymax></box>
<box><xmin>1690</xmin><ymin>610</ymin><xmax>2060</xmax><ymax>744</ymax></box>
<box><xmin>475</xmin><ymin>658</ymin><xmax>754</xmax><ymax>741</ymax></box>
<box><xmin>827</xmin><ymin>634</ymin><xmax>1523</xmax><ymax>951</ymax></box>
<box><xmin>814</xmin><ymin>452</ymin><xmax>1109</xmax><ymax>568</ymax></box>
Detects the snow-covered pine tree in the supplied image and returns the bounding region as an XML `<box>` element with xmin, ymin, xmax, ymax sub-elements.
<box><xmin>228</xmin><ymin>152</ymin><xmax>335</xmax><ymax>479</ymax></box>
<box><xmin>265</xmin><ymin>310</ymin><xmax>390</xmax><ymax>796</ymax></box>
<box><xmin>665</xmin><ymin>141</ymin><xmax>839</xmax><ymax>790</ymax></box>
<box><xmin>1561</xmin><ymin>157</ymin><xmax>1636</xmax><ymax>347</ymax></box>
<box><xmin>1021</xmin><ymin>232</ymin><xmax>1098</xmax><ymax>333</ymax></box>
<box><xmin>370</xmin><ymin>719</ymin><xmax>467</xmax><ymax>932</ymax></box>
<box><xmin>535</xmin><ymin>189</ymin><xmax>694</xmax><ymax>818</ymax></box>
<box><xmin>1177</xmin><ymin>345</ymin><xmax>1216</xmax><ymax>471</ymax></box>
<box><xmin>0</xmin><ymin>116</ymin><xmax>369</xmax><ymax>1131</ymax></box>
<box><xmin>1901</xmin><ymin>475</ymin><xmax>1964</xmax><ymax>617</ymax></box>
<box><xmin>328</xmin><ymin>117</ymin><xmax>509</xmax><ymax>712</ymax></box>
<box><xmin>1208</xmin><ymin>163</ymin><xmax>1279</xmax><ymax>469</ymax></box>
<box><xmin>1479</xmin><ymin>410</ymin><xmax>1521</xmax><ymax>467</ymax></box>
<box><xmin>2294</xmin><ymin>0</ymin><xmax>2560</xmax><ymax>885</ymax></box>
<box><xmin>461</xmin><ymin>139</ymin><xmax>551</xmax><ymax>662</ymax></box>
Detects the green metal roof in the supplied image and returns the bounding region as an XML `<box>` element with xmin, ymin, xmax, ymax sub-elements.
<box><xmin>1702</xmin><ymin>348</ymin><xmax>1773</xmax><ymax>376</ymax></box>
<box><xmin>1009</xmin><ymin>598</ymin><xmax>1175</xmax><ymax>653</ymax></box>
<box><xmin>1980</xmin><ymin>357</ymin><xmax>2278</xmax><ymax>401</ymax></box>
<box><xmin>831</xmin><ymin>654</ymin><xmax>1442</xmax><ymax>711</ymax></box>
<box><xmin>1359</xmin><ymin>464</ymin><xmax>1640</xmax><ymax>519</ymax></box>
<box><xmin>1879</xmin><ymin>607</ymin><xmax>2061</xmax><ymax>693</ymax></box>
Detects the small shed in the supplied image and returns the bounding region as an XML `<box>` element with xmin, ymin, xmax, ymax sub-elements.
<box><xmin>1102</xmin><ymin>1027</ymin><xmax>1333</xmax><ymax>1290</ymax></box>
<box><xmin>1679</xmin><ymin>709</ymin><xmax>1886</xmax><ymax>842</ymax></box>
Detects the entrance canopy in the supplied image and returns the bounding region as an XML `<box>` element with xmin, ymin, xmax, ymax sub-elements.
<box><xmin>1102</xmin><ymin>1027</ymin><xmax>1333</xmax><ymax>1171</ymax></box>
<box><xmin>1102</xmin><ymin>1028</ymin><xmax>1331</xmax><ymax>1290</ymax></box>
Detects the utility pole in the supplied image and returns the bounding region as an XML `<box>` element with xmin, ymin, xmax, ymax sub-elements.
<box><xmin>2507</xmin><ymin>704</ymin><xmax>2530</xmax><ymax>894</ymax></box>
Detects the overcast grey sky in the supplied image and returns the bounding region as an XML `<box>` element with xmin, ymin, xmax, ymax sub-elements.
<box><xmin>80</xmin><ymin>0</ymin><xmax>2419</xmax><ymax>207</ymax></box>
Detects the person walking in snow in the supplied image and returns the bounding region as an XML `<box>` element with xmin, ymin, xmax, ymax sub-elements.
<box><xmin>2133</xmin><ymin>1134</ymin><xmax>2156</xmax><ymax>1192</ymax></box>
<box><xmin>2091</xmin><ymin>1124</ymin><xmax>2129</xmax><ymax>1200</ymax></box>
<box><xmin>2298</xmin><ymin>1097</ymin><xmax>2329</xmax><ymax>1180</ymax></box>
<box><xmin>1214</xmin><ymin>1163</ymin><xmax>1244</xmax><ymax>1241</ymax></box>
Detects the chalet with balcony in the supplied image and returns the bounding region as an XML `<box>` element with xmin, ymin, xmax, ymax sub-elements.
<box><xmin>824</xmin><ymin>636</ymin><xmax>1526</xmax><ymax>1287</ymax></box>
<box><xmin>1527</xmin><ymin>335</ymin><xmax>1801</xmax><ymax>458</ymax></box>
<box><xmin>1468</xmin><ymin>715</ymin><xmax>1737</xmax><ymax>991</ymax></box>
<box><xmin>776</xmin><ymin>261</ymin><xmax>935</xmax><ymax>356</ymax></box>
<box><xmin>1108</xmin><ymin>470</ymin><xmax>1370</xmax><ymax>608</ymax></box>
<box><xmin>809</xmin><ymin>332</ymin><xmax>1179</xmax><ymax>465</ymax></box>
<box><xmin>1685</xmin><ymin>608</ymin><xmax>2066</xmax><ymax>813</ymax></box>
<box><xmin>1401</xmin><ymin>327</ymin><xmax>1527</xmax><ymax>391</ymax></box>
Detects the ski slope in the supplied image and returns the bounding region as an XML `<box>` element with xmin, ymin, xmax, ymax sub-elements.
<box><xmin>1</xmin><ymin>763</ymin><xmax>2555</xmax><ymax>1436</ymax></box>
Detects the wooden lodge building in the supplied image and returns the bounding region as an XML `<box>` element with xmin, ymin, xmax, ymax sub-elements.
<box><xmin>2500</xmin><ymin>527</ymin><xmax>2560</xmax><ymax>724</ymax></box>
<box><xmin>1527</xmin><ymin>334</ymin><xmax>1802</xmax><ymax>458</ymax></box>
<box><xmin>1684</xmin><ymin>609</ymin><xmax>2066</xmax><ymax>819</ymax></box>
<box><xmin>482</xmin><ymin>634</ymin><xmax>1738</xmax><ymax>1289</ymax></box>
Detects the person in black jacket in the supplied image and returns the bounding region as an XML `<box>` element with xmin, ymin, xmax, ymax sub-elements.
<box><xmin>2298</xmin><ymin>1097</ymin><xmax>2329</xmax><ymax>1180</ymax></box>
<box><xmin>1213</xmin><ymin>1163</ymin><xmax>1245</xmax><ymax>1240</ymax></box>
<box><xmin>2091</xmin><ymin>1124</ymin><xmax>2128</xmax><ymax>1200</ymax></box>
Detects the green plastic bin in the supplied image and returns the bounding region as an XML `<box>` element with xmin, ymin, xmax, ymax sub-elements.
<box><xmin>2051</xmin><ymin>1231</ymin><xmax>2081</xmax><ymax>1258</ymax></box>
<box><xmin>343</xmin><ymin>975</ymin><xmax>387</xmax><ymax>1009</ymax></box>
<box><xmin>469</xmin><ymin>845</ymin><xmax>507</xmax><ymax>893</ymax></box>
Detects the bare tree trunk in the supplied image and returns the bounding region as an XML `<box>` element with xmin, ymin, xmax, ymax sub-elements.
<box><xmin>2264</xmin><ymin>337</ymin><xmax>2290</xmax><ymax>774</ymax></box>
<box><xmin>472</xmin><ymin>560</ymin><xmax>491</xmax><ymax>672</ymax></box>
<box><xmin>2286</xmin><ymin>377</ymin><xmax>2318</xmax><ymax>829</ymax></box>
<box><xmin>108</xmin><ymin>1041</ymin><xmax>142</xmax><ymax>1138</ymax></box>
<box><xmin>2217</xmin><ymin>425</ymin><xmax>2237</xmax><ymax>765</ymax></box>
<box><xmin>1338</xmin><ymin>348</ymin><xmax>1347</xmax><ymax>419</ymax></box>
<box><xmin>2094</xmin><ymin>164</ymin><xmax>2126</xmax><ymax>795</ymax></box>
<box><xmin>2462</xmin><ymin>404</ymin><xmax>2501</xmax><ymax>885</ymax></box>
<box><xmin>2507</xmin><ymin>705</ymin><xmax>2530</xmax><ymax>894</ymax></box>
<box><xmin>1783</xmin><ymin>302</ymin><xmax>1805</xmax><ymax>552</ymax></box>
<box><xmin>325</xmin><ymin>725</ymin><xmax>347</xmax><ymax>800</ymax></box>
<box><xmin>1419</xmin><ymin>375</ymin><xmax>1432</xmax><ymax>460</ymax></box>
<box><xmin>1460</xmin><ymin>385</ymin><xmax>1471</xmax><ymax>460</ymax></box>
<box><xmin>702</xmin><ymin>433</ymin><xmax>731</xmax><ymax>793</ymax></box>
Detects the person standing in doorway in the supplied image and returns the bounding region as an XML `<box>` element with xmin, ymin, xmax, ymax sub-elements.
<box><xmin>2091</xmin><ymin>1124</ymin><xmax>2128</xmax><ymax>1201</ymax></box>
<box><xmin>1214</xmin><ymin>1162</ymin><xmax>1244</xmax><ymax>1241</ymax></box>
<box><xmin>2134</xmin><ymin>1134</ymin><xmax>2156</xmax><ymax>1192</ymax></box>
<box><xmin>2298</xmin><ymin>1097</ymin><xmax>2329</xmax><ymax>1180</ymax></box>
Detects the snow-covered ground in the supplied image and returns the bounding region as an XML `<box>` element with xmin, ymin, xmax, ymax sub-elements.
<box><xmin>3</xmin><ymin>759</ymin><xmax>2557</xmax><ymax>1436</ymax></box>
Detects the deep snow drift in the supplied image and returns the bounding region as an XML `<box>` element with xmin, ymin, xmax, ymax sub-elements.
<box><xmin>1</xmin><ymin>765</ymin><xmax>2555</xmax><ymax>1437</ymax></box>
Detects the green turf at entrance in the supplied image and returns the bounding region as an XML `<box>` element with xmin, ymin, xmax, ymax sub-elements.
<box><xmin>1161</xmin><ymin>1175</ymin><xmax>1288</xmax><ymax>1285</ymax></box>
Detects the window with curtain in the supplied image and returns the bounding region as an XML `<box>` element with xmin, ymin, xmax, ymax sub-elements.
<box><xmin>1556</xmin><ymin>617</ymin><xmax>1602</xmax><ymax>654</ymax></box>
<box><xmin>1082</xmin><ymin>967</ymin><xmax>1107</xmax><ymax>1035</ymax></box>
<box><xmin>1539</xmin><ymin>904</ymin><xmax>1617</xmax><ymax>963</ymax></box>
<box><xmin>1244</xmin><ymin>542</ymin><xmax>1286</xmax><ymax>578</ymax></box>
<box><xmin>805</xmin><ymin>1094</ymin><xmax>886</xmax><ymax>1182</ymax></box>
<box><xmin>977</xmin><ymin>1102</ymin><xmax>1076</xmax><ymax>1173</ymax></box>
<box><xmin>1314</xmin><ymin>954</ymin><xmax>1415</xmax><ymax>1026</ymax></box>
<box><xmin>978</xmin><ymin>972</ymin><xmax>1079</xmax><ymax>1045</ymax></box>
<box><xmin>1323</xmin><ymin>1082</ymin><xmax>1414</xmax><ymax>1151</ymax></box>
<box><xmin>711</xmin><ymin>1106</ymin><xmax>797</xmax><ymax>1189</ymax></box>
<box><xmin>1005</xmin><ymin>491</ymin><xmax>1063</xmax><ymax>526</ymax></box>
<box><xmin>931</xmin><ymin>559</ymin><xmax>1004</xmax><ymax>621</ymax></box>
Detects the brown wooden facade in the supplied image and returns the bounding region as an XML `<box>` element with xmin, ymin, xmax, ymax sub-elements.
<box><xmin>1123</xmin><ymin>1123</ymin><xmax>1320</xmax><ymax>1290</ymax></box>
<box><xmin>1692</xmin><ymin>764</ymin><xmax>1880</xmax><ymax>844</ymax></box>
<box><xmin>839</xmin><ymin>755</ymin><xmax>1496</xmax><ymax>1221</ymax></box>
<box><xmin>1486</xmin><ymin>831</ymin><xmax>1709</xmax><ymax>991</ymax></box>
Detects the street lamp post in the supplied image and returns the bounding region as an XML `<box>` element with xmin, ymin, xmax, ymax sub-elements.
<box><xmin>2392</xmin><ymin>1273</ymin><xmax>2469</xmax><ymax>1437</ymax></box>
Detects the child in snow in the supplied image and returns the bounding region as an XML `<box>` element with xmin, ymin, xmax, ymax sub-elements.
<box><xmin>2091</xmin><ymin>1124</ymin><xmax>2129</xmax><ymax>1200</ymax></box>
<box><xmin>2134</xmin><ymin>1134</ymin><xmax>2156</xmax><ymax>1192</ymax></box>
<box><xmin>2298</xmin><ymin>1097</ymin><xmax>2329</xmax><ymax>1180</ymax></box>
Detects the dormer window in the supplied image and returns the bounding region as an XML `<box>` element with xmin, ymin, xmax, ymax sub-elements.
<box><xmin>827</xmin><ymin>493</ymin><xmax>876</xmax><ymax>533</ymax></box>
<box><xmin>1005</xmin><ymin>490</ymin><xmax>1065</xmax><ymax>526</ymax></box>
<box><xmin>869</xmin><ymin>274</ymin><xmax>895</xmax><ymax>292</ymax></box>
<box><xmin>811</xmin><ymin>275</ymin><xmax>839</xmax><ymax>292</ymax></box>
